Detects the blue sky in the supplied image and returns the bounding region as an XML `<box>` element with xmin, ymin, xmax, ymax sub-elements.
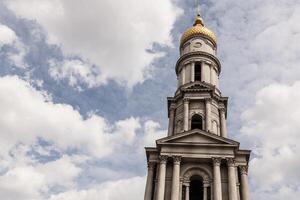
<box><xmin>0</xmin><ymin>0</ymin><xmax>300</xmax><ymax>199</ymax></box>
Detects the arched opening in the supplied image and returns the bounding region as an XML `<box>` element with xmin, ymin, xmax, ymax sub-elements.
<box><xmin>190</xmin><ymin>176</ymin><xmax>203</xmax><ymax>200</ymax></box>
<box><xmin>195</xmin><ymin>62</ymin><xmax>201</xmax><ymax>81</ymax></box>
<box><xmin>191</xmin><ymin>114</ymin><xmax>203</xmax><ymax>130</ymax></box>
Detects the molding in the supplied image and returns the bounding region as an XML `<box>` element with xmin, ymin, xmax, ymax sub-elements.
<box><xmin>175</xmin><ymin>51</ymin><xmax>221</xmax><ymax>75</ymax></box>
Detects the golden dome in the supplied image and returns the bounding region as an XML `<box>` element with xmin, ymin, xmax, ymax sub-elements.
<box><xmin>180</xmin><ymin>15</ymin><xmax>217</xmax><ymax>46</ymax></box>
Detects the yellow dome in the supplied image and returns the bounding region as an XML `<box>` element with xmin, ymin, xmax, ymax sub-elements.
<box><xmin>180</xmin><ymin>15</ymin><xmax>217</xmax><ymax>46</ymax></box>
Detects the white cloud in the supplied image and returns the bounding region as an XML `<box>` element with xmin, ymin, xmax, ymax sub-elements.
<box><xmin>0</xmin><ymin>75</ymin><xmax>166</xmax><ymax>199</ymax></box>
<box><xmin>0</xmin><ymin>75</ymin><xmax>143</xmax><ymax>158</ymax></box>
<box><xmin>4</xmin><ymin>0</ymin><xmax>182</xmax><ymax>87</ymax></box>
<box><xmin>0</xmin><ymin>23</ymin><xmax>27</xmax><ymax>68</ymax></box>
<box><xmin>143</xmin><ymin>120</ymin><xmax>166</xmax><ymax>147</ymax></box>
<box><xmin>49</xmin><ymin>176</ymin><xmax>145</xmax><ymax>200</ymax></box>
<box><xmin>200</xmin><ymin>0</ymin><xmax>300</xmax><ymax>134</ymax></box>
<box><xmin>240</xmin><ymin>81</ymin><xmax>300</xmax><ymax>199</ymax></box>
<box><xmin>0</xmin><ymin>150</ymin><xmax>83</xmax><ymax>200</ymax></box>
<box><xmin>0</xmin><ymin>24</ymin><xmax>17</xmax><ymax>45</ymax></box>
<box><xmin>49</xmin><ymin>59</ymin><xmax>97</xmax><ymax>89</ymax></box>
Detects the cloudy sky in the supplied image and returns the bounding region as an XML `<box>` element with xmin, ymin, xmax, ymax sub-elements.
<box><xmin>0</xmin><ymin>0</ymin><xmax>300</xmax><ymax>199</ymax></box>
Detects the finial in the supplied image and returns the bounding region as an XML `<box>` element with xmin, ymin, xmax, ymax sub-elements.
<box><xmin>195</xmin><ymin>0</ymin><xmax>201</xmax><ymax>16</ymax></box>
<box><xmin>194</xmin><ymin>0</ymin><xmax>204</xmax><ymax>26</ymax></box>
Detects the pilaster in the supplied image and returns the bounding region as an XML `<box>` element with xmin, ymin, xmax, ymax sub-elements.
<box><xmin>183</xmin><ymin>98</ymin><xmax>190</xmax><ymax>131</ymax></box>
<box><xmin>219</xmin><ymin>108</ymin><xmax>227</xmax><ymax>138</ymax></box>
<box><xmin>205</xmin><ymin>99</ymin><xmax>212</xmax><ymax>132</ymax></box>
<box><xmin>168</xmin><ymin>103</ymin><xmax>176</xmax><ymax>136</ymax></box>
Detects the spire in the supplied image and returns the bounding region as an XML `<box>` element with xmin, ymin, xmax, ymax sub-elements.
<box><xmin>195</xmin><ymin>0</ymin><xmax>201</xmax><ymax>16</ymax></box>
<box><xmin>194</xmin><ymin>0</ymin><xmax>204</xmax><ymax>26</ymax></box>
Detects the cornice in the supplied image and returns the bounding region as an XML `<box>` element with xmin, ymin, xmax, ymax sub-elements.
<box><xmin>171</xmin><ymin>82</ymin><xmax>228</xmax><ymax>106</ymax></box>
<box><xmin>175</xmin><ymin>51</ymin><xmax>221</xmax><ymax>75</ymax></box>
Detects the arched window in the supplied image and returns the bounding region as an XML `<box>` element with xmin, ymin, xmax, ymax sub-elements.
<box><xmin>190</xmin><ymin>176</ymin><xmax>203</xmax><ymax>200</ymax></box>
<box><xmin>191</xmin><ymin>114</ymin><xmax>203</xmax><ymax>130</ymax></box>
<box><xmin>195</xmin><ymin>62</ymin><xmax>201</xmax><ymax>81</ymax></box>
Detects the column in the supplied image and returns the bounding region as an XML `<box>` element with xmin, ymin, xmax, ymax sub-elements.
<box><xmin>219</xmin><ymin>108</ymin><xmax>227</xmax><ymax>138</ymax></box>
<box><xmin>205</xmin><ymin>99</ymin><xmax>212</xmax><ymax>132</ymax></box>
<box><xmin>227</xmin><ymin>158</ymin><xmax>238</xmax><ymax>200</ymax></box>
<box><xmin>191</xmin><ymin>62</ymin><xmax>195</xmax><ymax>82</ymax></box>
<box><xmin>181</xmin><ymin>66</ymin><xmax>186</xmax><ymax>85</ymax></box>
<box><xmin>203</xmin><ymin>180</ymin><xmax>210</xmax><ymax>200</ymax></box>
<box><xmin>212</xmin><ymin>157</ymin><xmax>222</xmax><ymax>200</ymax></box>
<box><xmin>144</xmin><ymin>162</ymin><xmax>155</xmax><ymax>200</ymax></box>
<box><xmin>183</xmin><ymin>98</ymin><xmax>189</xmax><ymax>131</ymax></box>
<box><xmin>168</xmin><ymin>103</ymin><xmax>176</xmax><ymax>136</ymax></box>
<box><xmin>156</xmin><ymin>155</ymin><xmax>168</xmax><ymax>200</ymax></box>
<box><xmin>171</xmin><ymin>156</ymin><xmax>181</xmax><ymax>200</ymax></box>
<box><xmin>185</xmin><ymin>183</ymin><xmax>190</xmax><ymax>200</ymax></box>
<box><xmin>239</xmin><ymin>166</ymin><xmax>250</xmax><ymax>200</ymax></box>
<box><xmin>210</xmin><ymin>66</ymin><xmax>213</xmax><ymax>85</ymax></box>
<box><xmin>179</xmin><ymin>181</ymin><xmax>183</xmax><ymax>200</ymax></box>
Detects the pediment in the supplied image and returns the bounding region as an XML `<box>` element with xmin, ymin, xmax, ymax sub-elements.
<box><xmin>157</xmin><ymin>129</ymin><xmax>239</xmax><ymax>146</ymax></box>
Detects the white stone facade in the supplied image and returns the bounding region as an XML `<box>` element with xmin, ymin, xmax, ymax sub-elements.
<box><xmin>145</xmin><ymin>14</ymin><xmax>251</xmax><ymax>200</ymax></box>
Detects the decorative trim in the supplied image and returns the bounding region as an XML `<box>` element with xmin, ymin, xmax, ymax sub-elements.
<box><xmin>183</xmin><ymin>98</ymin><xmax>190</xmax><ymax>103</ymax></box>
<box><xmin>147</xmin><ymin>161</ymin><xmax>155</xmax><ymax>170</ymax></box>
<box><xmin>183</xmin><ymin>167</ymin><xmax>210</xmax><ymax>183</ymax></box>
<box><xmin>212</xmin><ymin>157</ymin><xmax>222</xmax><ymax>166</ymax></box>
<box><xmin>173</xmin><ymin>155</ymin><xmax>182</xmax><ymax>164</ymax></box>
<box><xmin>239</xmin><ymin>166</ymin><xmax>248</xmax><ymax>175</ymax></box>
<box><xmin>170</xmin><ymin>103</ymin><xmax>176</xmax><ymax>110</ymax></box>
<box><xmin>159</xmin><ymin>155</ymin><xmax>168</xmax><ymax>164</ymax></box>
<box><xmin>175</xmin><ymin>51</ymin><xmax>221</xmax><ymax>75</ymax></box>
<box><xmin>226</xmin><ymin>158</ymin><xmax>236</xmax><ymax>167</ymax></box>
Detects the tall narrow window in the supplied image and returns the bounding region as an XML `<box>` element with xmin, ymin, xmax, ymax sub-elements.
<box><xmin>195</xmin><ymin>63</ymin><xmax>201</xmax><ymax>81</ymax></box>
<box><xmin>191</xmin><ymin>114</ymin><xmax>203</xmax><ymax>130</ymax></box>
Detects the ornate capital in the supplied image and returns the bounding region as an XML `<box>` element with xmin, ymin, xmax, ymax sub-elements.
<box><xmin>147</xmin><ymin>161</ymin><xmax>155</xmax><ymax>170</ymax></box>
<box><xmin>205</xmin><ymin>98</ymin><xmax>212</xmax><ymax>103</ymax></box>
<box><xmin>172</xmin><ymin>155</ymin><xmax>182</xmax><ymax>164</ymax></box>
<box><xmin>212</xmin><ymin>157</ymin><xmax>222</xmax><ymax>166</ymax></box>
<box><xmin>183</xmin><ymin>98</ymin><xmax>190</xmax><ymax>103</ymax></box>
<box><xmin>203</xmin><ymin>177</ymin><xmax>210</xmax><ymax>186</ymax></box>
<box><xmin>170</xmin><ymin>103</ymin><xmax>176</xmax><ymax>110</ymax></box>
<box><xmin>226</xmin><ymin>158</ymin><xmax>236</xmax><ymax>167</ymax></box>
<box><xmin>219</xmin><ymin>108</ymin><xmax>226</xmax><ymax>113</ymax></box>
<box><xmin>239</xmin><ymin>166</ymin><xmax>248</xmax><ymax>175</ymax></box>
<box><xmin>159</xmin><ymin>155</ymin><xmax>168</xmax><ymax>164</ymax></box>
<box><xmin>183</xmin><ymin>182</ymin><xmax>190</xmax><ymax>187</ymax></box>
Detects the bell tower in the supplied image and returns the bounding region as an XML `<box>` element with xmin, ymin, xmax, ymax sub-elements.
<box><xmin>169</xmin><ymin>13</ymin><xmax>224</xmax><ymax>138</ymax></box>
<box><xmin>144</xmin><ymin>9</ymin><xmax>251</xmax><ymax>200</ymax></box>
